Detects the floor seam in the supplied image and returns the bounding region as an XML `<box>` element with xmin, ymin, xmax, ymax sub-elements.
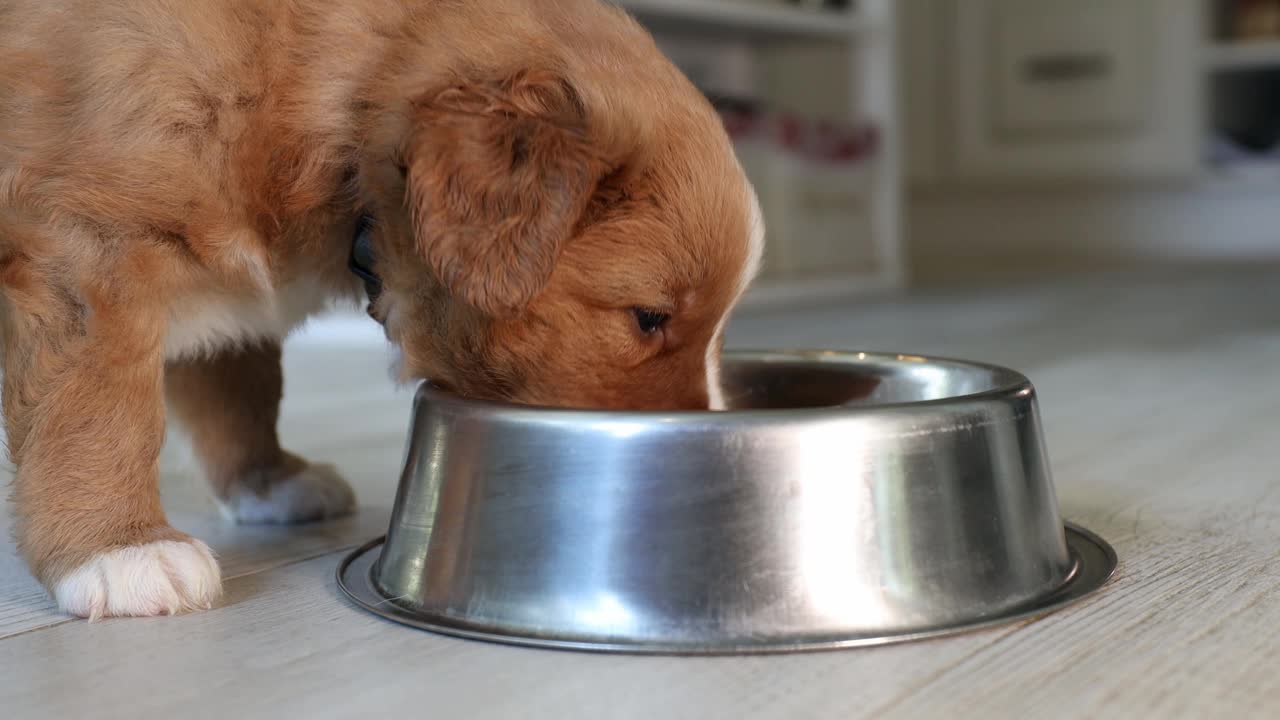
<box><xmin>0</xmin><ymin>542</ymin><xmax>360</xmax><ymax>643</ymax></box>
<box><xmin>858</xmin><ymin>623</ymin><xmax>1034</xmax><ymax>717</ymax></box>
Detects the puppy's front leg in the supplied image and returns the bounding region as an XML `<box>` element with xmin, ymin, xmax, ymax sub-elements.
<box><xmin>165</xmin><ymin>340</ymin><xmax>355</xmax><ymax>525</ymax></box>
<box><xmin>4</xmin><ymin>287</ymin><xmax>221</xmax><ymax>619</ymax></box>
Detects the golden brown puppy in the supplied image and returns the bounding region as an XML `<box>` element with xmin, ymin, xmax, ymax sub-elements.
<box><xmin>0</xmin><ymin>0</ymin><xmax>763</xmax><ymax>619</ymax></box>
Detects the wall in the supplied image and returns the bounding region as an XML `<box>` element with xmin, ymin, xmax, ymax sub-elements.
<box><xmin>907</xmin><ymin>179</ymin><xmax>1280</xmax><ymax>281</ymax></box>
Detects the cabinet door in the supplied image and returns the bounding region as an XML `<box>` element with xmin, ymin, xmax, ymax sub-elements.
<box><xmin>947</xmin><ymin>0</ymin><xmax>1200</xmax><ymax>180</ymax></box>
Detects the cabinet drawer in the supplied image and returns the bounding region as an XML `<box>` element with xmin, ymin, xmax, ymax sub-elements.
<box><xmin>992</xmin><ymin>1</ymin><xmax>1147</xmax><ymax>135</ymax></box>
<box><xmin>947</xmin><ymin>0</ymin><xmax>1199</xmax><ymax>180</ymax></box>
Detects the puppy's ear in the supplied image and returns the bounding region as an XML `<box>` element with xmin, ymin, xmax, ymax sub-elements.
<box><xmin>406</xmin><ymin>70</ymin><xmax>604</xmax><ymax>317</ymax></box>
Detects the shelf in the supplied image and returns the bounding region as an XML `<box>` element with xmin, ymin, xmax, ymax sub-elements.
<box><xmin>615</xmin><ymin>0</ymin><xmax>864</xmax><ymax>41</ymax></box>
<box><xmin>1206</xmin><ymin>41</ymin><xmax>1280</xmax><ymax>71</ymax></box>
<box><xmin>1202</xmin><ymin>163</ymin><xmax>1280</xmax><ymax>192</ymax></box>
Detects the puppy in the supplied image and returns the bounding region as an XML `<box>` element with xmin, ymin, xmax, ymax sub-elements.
<box><xmin>0</xmin><ymin>0</ymin><xmax>763</xmax><ymax>619</ymax></box>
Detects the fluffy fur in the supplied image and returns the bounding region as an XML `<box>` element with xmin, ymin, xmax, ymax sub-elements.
<box><xmin>0</xmin><ymin>0</ymin><xmax>762</xmax><ymax>618</ymax></box>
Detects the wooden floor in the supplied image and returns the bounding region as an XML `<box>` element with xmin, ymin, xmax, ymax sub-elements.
<box><xmin>3</xmin><ymin>267</ymin><xmax>1278</xmax><ymax>719</ymax></box>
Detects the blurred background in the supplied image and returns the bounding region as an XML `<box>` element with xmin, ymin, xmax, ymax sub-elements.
<box><xmin>303</xmin><ymin>0</ymin><xmax>1280</xmax><ymax>342</ymax></box>
<box><xmin>612</xmin><ymin>0</ymin><xmax>1280</xmax><ymax>297</ymax></box>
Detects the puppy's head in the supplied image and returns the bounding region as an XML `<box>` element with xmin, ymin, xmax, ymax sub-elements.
<box><xmin>370</xmin><ymin>32</ymin><xmax>762</xmax><ymax>410</ymax></box>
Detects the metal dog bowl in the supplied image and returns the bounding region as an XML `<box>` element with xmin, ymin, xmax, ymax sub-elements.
<box><xmin>339</xmin><ymin>350</ymin><xmax>1115</xmax><ymax>654</ymax></box>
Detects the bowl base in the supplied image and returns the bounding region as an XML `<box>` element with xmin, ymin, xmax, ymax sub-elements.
<box><xmin>336</xmin><ymin>523</ymin><xmax>1117</xmax><ymax>655</ymax></box>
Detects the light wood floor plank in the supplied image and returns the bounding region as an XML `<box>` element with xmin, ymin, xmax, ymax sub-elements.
<box><xmin>0</xmin><ymin>552</ymin><xmax>1027</xmax><ymax>720</ymax></box>
<box><xmin>2</xmin><ymin>268</ymin><xmax>1277</xmax><ymax>716</ymax></box>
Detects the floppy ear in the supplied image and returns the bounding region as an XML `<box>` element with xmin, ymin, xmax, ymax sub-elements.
<box><xmin>405</xmin><ymin>69</ymin><xmax>604</xmax><ymax>317</ymax></box>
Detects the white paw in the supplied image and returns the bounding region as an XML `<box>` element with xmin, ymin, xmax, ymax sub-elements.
<box><xmin>220</xmin><ymin>463</ymin><xmax>356</xmax><ymax>525</ymax></box>
<box><xmin>54</xmin><ymin>539</ymin><xmax>223</xmax><ymax>620</ymax></box>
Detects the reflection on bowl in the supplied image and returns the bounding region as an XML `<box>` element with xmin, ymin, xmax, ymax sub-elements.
<box><xmin>339</xmin><ymin>350</ymin><xmax>1116</xmax><ymax>654</ymax></box>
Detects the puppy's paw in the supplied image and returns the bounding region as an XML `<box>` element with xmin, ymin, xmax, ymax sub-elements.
<box><xmin>220</xmin><ymin>463</ymin><xmax>356</xmax><ymax>525</ymax></box>
<box><xmin>54</xmin><ymin>539</ymin><xmax>222</xmax><ymax>620</ymax></box>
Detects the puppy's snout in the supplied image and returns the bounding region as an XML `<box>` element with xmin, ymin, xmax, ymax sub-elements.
<box><xmin>670</xmin><ymin>385</ymin><xmax>712</xmax><ymax>411</ymax></box>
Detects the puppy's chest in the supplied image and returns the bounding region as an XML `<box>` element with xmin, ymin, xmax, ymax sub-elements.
<box><xmin>164</xmin><ymin>278</ymin><xmax>335</xmax><ymax>360</ymax></box>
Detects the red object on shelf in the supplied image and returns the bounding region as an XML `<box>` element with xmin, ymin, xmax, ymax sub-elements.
<box><xmin>716</xmin><ymin>102</ymin><xmax>878</xmax><ymax>167</ymax></box>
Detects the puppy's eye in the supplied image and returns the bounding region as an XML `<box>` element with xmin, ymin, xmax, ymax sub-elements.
<box><xmin>632</xmin><ymin>307</ymin><xmax>670</xmax><ymax>335</ymax></box>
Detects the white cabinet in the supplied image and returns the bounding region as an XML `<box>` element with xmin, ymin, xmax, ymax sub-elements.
<box><xmin>988</xmin><ymin>1</ymin><xmax>1149</xmax><ymax>135</ymax></box>
<box><xmin>906</xmin><ymin>0</ymin><xmax>1203</xmax><ymax>183</ymax></box>
<box><xmin>623</xmin><ymin>0</ymin><xmax>905</xmax><ymax>306</ymax></box>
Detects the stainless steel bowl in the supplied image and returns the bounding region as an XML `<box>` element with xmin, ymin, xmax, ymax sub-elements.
<box><xmin>339</xmin><ymin>350</ymin><xmax>1115</xmax><ymax>654</ymax></box>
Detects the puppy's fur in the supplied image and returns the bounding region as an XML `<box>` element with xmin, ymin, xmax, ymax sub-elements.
<box><xmin>0</xmin><ymin>0</ymin><xmax>763</xmax><ymax>618</ymax></box>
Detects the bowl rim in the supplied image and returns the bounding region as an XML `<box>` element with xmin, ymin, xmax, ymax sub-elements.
<box><xmin>413</xmin><ymin>349</ymin><xmax>1035</xmax><ymax>421</ymax></box>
